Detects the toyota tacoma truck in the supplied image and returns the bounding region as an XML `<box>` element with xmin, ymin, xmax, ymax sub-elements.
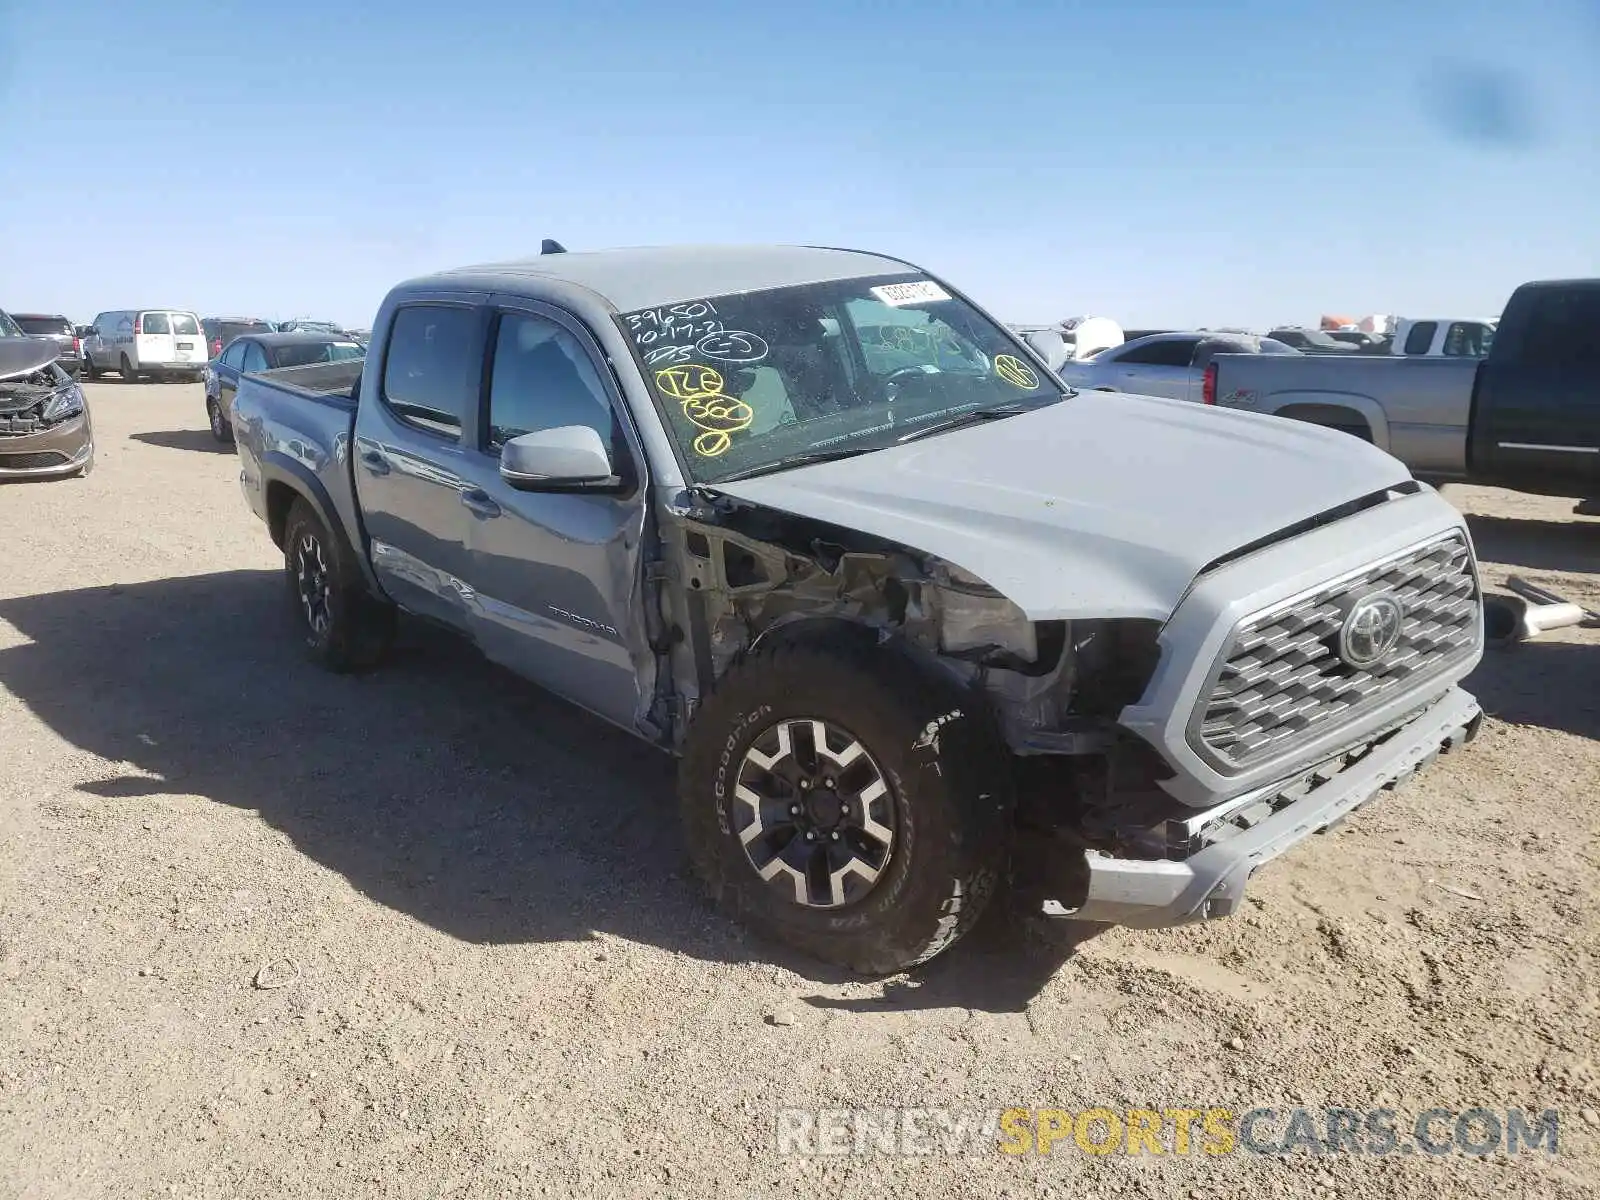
<box><xmin>1207</xmin><ymin>278</ymin><xmax>1599</xmax><ymax>508</ymax></box>
<box><xmin>230</xmin><ymin>244</ymin><xmax>1485</xmax><ymax>974</ymax></box>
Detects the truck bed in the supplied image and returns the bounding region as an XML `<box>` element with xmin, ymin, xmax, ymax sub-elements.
<box><xmin>256</xmin><ymin>358</ymin><xmax>364</xmax><ymax>402</ymax></box>
<box><xmin>231</xmin><ymin>358</ymin><xmax>363</xmax><ymax>555</ymax></box>
<box><xmin>1210</xmin><ymin>352</ymin><xmax>1479</xmax><ymax>479</ymax></box>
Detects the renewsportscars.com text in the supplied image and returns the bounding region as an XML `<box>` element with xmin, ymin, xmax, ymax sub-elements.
<box><xmin>775</xmin><ymin>1106</ymin><xmax>1561</xmax><ymax>1158</ymax></box>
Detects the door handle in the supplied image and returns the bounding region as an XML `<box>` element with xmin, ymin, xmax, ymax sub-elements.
<box><xmin>459</xmin><ymin>488</ymin><xmax>502</xmax><ymax>519</ymax></box>
<box><xmin>359</xmin><ymin>448</ymin><xmax>390</xmax><ymax>476</ymax></box>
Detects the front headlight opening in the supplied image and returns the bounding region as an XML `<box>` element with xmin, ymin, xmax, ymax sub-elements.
<box><xmin>42</xmin><ymin>385</ymin><xmax>85</xmax><ymax>422</ymax></box>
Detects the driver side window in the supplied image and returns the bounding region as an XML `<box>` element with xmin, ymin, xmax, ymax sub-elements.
<box><xmin>485</xmin><ymin>312</ymin><xmax>618</xmax><ymax>452</ymax></box>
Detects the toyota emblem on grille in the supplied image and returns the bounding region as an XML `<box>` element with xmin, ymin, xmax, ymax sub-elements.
<box><xmin>1338</xmin><ymin>591</ymin><xmax>1405</xmax><ymax>667</ymax></box>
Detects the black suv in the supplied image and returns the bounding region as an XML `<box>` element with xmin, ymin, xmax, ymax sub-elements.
<box><xmin>10</xmin><ymin>313</ymin><xmax>84</xmax><ymax>378</ymax></box>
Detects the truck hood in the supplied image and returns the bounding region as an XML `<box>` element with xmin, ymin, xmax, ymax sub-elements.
<box><xmin>0</xmin><ymin>338</ymin><xmax>61</xmax><ymax>381</ymax></box>
<box><xmin>712</xmin><ymin>392</ymin><xmax>1414</xmax><ymax>621</ymax></box>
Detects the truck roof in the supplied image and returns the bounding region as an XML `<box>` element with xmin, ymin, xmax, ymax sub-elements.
<box><xmin>426</xmin><ymin>244</ymin><xmax>920</xmax><ymax>312</ymax></box>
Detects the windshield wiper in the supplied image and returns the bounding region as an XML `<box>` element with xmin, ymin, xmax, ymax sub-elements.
<box><xmin>894</xmin><ymin>400</ymin><xmax>1053</xmax><ymax>445</ymax></box>
<box><xmin>711</xmin><ymin>444</ymin><xmax>884</xmax><ymax>484</ymax></box>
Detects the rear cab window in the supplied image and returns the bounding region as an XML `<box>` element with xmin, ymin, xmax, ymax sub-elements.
<box><xmin>1403</xmin><ymin>322</ymin><xmax>1437</xmax><ymax>355</ymax></box>
<box><xmin>380</xmin><ymin>305</ymin><xmax>480</xmax><ymax>438</ymax></box>
<box><xmin>270</xmin><ymin>341</ymin><xmax>366</xmax><ymax>369</ymax></box>
<box><xmin>171</xmin><ymin>314</ymin><xmax>201</xmax><ymax>337</ymax></box>
<box><xmin>140</xmin><ymin>312</ymin><xmax>171</xmax><ymax>335</ymax></box>
<box><xmin>1517</xmin><ymin>287</ymin><xmax>1600</xmax><ymax>368</ymax></box>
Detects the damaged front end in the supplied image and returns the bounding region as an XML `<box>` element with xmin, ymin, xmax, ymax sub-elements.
<box><xmin>0</xmin><ymin>340</ymin><xmax>92</xmax><ymax>478</ymax></box>
<box><xmin>653</xmin><ymin>490</ymin><xmax>1178</xmax><ymax>886</ymax></box>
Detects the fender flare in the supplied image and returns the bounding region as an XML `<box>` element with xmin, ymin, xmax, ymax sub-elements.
<box><xmin>257</xmin><ymin>452</ymin><xmax>386</xmax><ymax>598</ymax></box>
<box><xmin>1259</xmin><ymin>391</ymin><xmax>1391</xmax><ymax>451</ymax></box>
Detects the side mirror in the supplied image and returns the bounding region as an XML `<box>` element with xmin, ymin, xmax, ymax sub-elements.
<box><xmin>499</xmin><ymin>425</ymin><xmax>618</xmax><ymax>491</ymax></box>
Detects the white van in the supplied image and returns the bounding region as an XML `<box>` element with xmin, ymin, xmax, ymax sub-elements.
<box><xmin>84</xmin><ymin>309</ymin><xmax>208</xmax><ymax>382</ymax></box>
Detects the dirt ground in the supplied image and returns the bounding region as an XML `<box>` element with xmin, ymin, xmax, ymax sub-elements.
<box><xmin>2</xmin><ymin>383</ymin><xmax>1596</xmax><ymax>1199</ymax></box>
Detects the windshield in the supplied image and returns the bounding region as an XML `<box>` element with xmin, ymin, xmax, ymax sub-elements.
<box><xmin>619</xmin><ymin>275</ymin><xmax>1065</xmax><ymax>484</ymax></box>
<box><xmin>0</xmin><ymin>311</ymin><xmax>24</xmax><ymax>338</ymax></box>
<box><xmin>269</xmin><ymin>341</ymin><xmax>365</xmax><ymax>369</ymax></box>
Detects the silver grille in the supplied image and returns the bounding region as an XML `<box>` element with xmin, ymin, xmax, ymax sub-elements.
<box><xmin>1191</xmin><ymin>533</ymin><xmax>1479</xmax><ymax>771</ymax></box>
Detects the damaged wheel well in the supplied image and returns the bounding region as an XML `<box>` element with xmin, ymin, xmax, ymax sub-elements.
<box><xmin>660</xmin><ymin>498</ymin><xmax>1166</xmax><ymax>765</ymax></box>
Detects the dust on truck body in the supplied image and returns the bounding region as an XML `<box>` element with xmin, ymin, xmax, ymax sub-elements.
<box><xmin>230</xmin><ymin>244</ymin><xmax>1485</xmax><ymax>974</ymax></box>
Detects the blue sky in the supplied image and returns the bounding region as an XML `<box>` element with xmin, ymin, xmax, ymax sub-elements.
<box><xmin>2</xmin><ymin>0</ymin><xmax>1596</xmax><ymax>329</ymax></box>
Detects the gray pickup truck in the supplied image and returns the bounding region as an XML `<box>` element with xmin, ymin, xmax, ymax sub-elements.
<box><xmin>231</xmin><ymin>244</ymin><xmax>1485</xmax><ymax>974</ymax></box>
<box><xmin>1208</xmin><ymin>278</ymin><xmax>1600</xmax><ymax>505</ymax></box>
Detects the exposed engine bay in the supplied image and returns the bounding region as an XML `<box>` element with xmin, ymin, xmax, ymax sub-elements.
<box><xmin>0</xmin><ymin>365</ymin><xmax>77</xmax><ymax>434</ymax></box>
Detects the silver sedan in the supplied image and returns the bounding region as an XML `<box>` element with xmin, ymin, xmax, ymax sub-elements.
<box><xmin>1058</xmin><ymin>332</ymin><xmax>1300</xmax><ymax>403</ymax></box>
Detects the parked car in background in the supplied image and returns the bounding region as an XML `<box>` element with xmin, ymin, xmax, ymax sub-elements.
<box><xmin>1057</xmin><ymin>331</ymin><xmax>1300</xmax><ymax>403</ymax></box>
<box><xmin>83</xmin><ymin>309</ymin><xmax>207</xmax><ymax>382</ymax></box>
<box><xmin>1326</xmin><ymin>329</ymin><xmax>1392</xmax><ymax>353</ymax></box>
<box><xmin>1267</xmin><ymin>327</ymin><xmax>1359</xmax><ymax>354</ymax></box>
<box><xmin>0</xmin><ymin>308</ymin><xmax>93</xmax><ymax>479</ymax></box>
<box><xmin>1209</xmin><ymin>278</ymin><xmax>1599</xmax><ymax>505</ymax></box>
<box><xmin>1391</xmin><ymin>317</ymin><xmax>1496</xmax><ymax>358</ymax></box>
<box><xmin>277</xmin><ymin>319</ymin><xmax>347</xmax><ymax>337</ymax></box>
<box><xmin>10</xmin><ymin>313</ymin><xmax>85</xmax><ymax>378</ymax></box>
<box><xmin>230</xmin><ymin>243</ymin><xmax>1483</xmax><ymax>973</ymax></box>
<box><xmin>202</xmin><ymin>317</ymin><xmax>276</xmax><ymax>360</ymax></box>
<box><xmin>204</xmin><ymin>331</ymin><xmax>365</xmax><ymax>442</ymax></box>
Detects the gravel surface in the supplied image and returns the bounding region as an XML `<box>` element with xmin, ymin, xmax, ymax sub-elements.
<box><xmin>2</xmin><ymin>384</ymin><xmax>1596</xmax><ymax>1199</ymax></box>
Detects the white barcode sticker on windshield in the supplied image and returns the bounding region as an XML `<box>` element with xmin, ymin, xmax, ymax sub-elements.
<box><xmin>870</xmin><ymin>280</ymin><xmax>952</xmax><ymax>306</ymax></box>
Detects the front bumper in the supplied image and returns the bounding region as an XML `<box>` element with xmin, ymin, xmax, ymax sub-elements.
<box><xmin>1055</xmin><ymin>685</ymin><xmax>1481</xmax><ymax>927</ymax></box>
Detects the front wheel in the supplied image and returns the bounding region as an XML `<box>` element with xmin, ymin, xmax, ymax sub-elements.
<box><xmin>679</xmin><ymin>634</ymin><xmax>1011</xmax><ymax>975</ymax></box>
<box><xmin>281</xmin><ymin>499</ymin><xmax>395</xmax><ymax>672</ymax></box>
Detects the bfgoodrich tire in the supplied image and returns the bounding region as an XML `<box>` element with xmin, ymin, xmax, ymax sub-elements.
<box><xmin>679</xmin><ymin>633</ymin><xmax>1012</xmax><ymax>975</ymax></box>
<box><xmin>281</xmin><ymin>498</ymin><xmax>395</xmax><ymax>673</ymax></box>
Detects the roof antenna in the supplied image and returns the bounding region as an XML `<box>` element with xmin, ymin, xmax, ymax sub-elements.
<box><xmin>541</xmin><ymin>239</ymin><xmax>567</xmax><ymax>255</ymax></box>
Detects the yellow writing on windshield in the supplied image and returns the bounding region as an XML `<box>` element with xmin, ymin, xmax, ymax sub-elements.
<box><xmin>655</xmin><ymin>364</ymin><xmax>753</xmax><ymax>458</ymax></box>
<box><xmin>994</xmin><ymin>355</ymin><xmax>1039</xmax><ymax>390</ymax></box>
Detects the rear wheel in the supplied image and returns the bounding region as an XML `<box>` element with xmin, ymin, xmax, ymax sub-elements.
<box><xmin>281</xmin><ymin>499</ymin><xmax>395</xmax><ymax>673</ymax></box>
<box><xmin>679</xmin><ymin>633</ymin><xmax>1011</xmax><ymax>974</ymax></box>
<box><xmin>207</xmin><ymin>397</ymin><xmax>233</xmax><ymax>444</ymax></box>
<box><xmin>119</xmin><ymin>355</ymin><xmax>140</xmax><ymax>383</ymax></box>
